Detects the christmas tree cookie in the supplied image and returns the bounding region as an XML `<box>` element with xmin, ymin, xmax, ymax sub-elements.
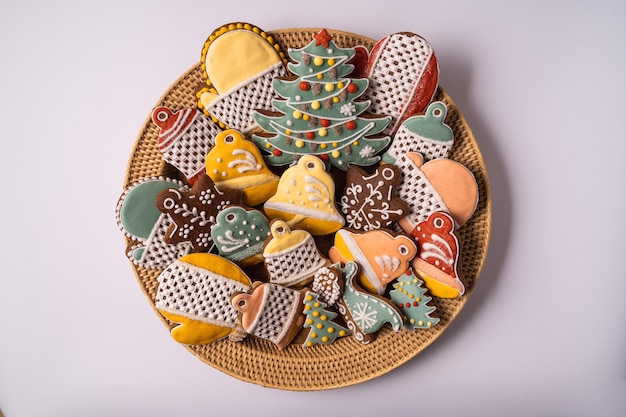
<box><xmin>263</xmin><ymin>155</ymin><xmax>344</xmax><ymax>235</ymax></box>
<box><xmin>302</xmin><ymin>291</ymin><xmax>350</xmax><ymax>347</ymax></box>
<box><xmin>382</xmin><ymin>101</ymin><xmax>454</xmax><ymax>164</ymax></box>
<box><xmin>210</xmin><ymin>206</ymin><xmax>272</xmax><ymax>267</ymax></box>
<box><xmin>389</xmin><ymin>269</ymin><xmax>439</xmax><ymax>329</ymax></box>
<box><xmin>205</xmin><ymin>129</ymin><xmax>279</xmax><ymax>206</ymax></box>
<box><xmin>252</xmin><ymin>29</ymin><xmax>391</xmax><ymax>170</ymax></box>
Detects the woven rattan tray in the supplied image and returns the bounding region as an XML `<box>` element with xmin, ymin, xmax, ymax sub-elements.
<box><xmin>122</xmin><ymin>27</ymin><xmax>491</xmax><ymax>390</ymax></box>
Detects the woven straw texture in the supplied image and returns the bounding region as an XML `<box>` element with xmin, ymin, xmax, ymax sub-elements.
<box><xmin>122</xmin><ymin>27</ymin><xmax>491</xmax><ymax>390</ymax></box>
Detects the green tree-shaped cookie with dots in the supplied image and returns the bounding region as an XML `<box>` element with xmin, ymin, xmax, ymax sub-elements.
<box><xmin>252</xmin><ymin>29</ymin><xmax>391</xmax><ymax>170</ymax></box>
<box><xmin>389</xmin><ymin>270</ymin><xmax>439</xmax><ymax>330</ymax></box>
<box><xmin>302</xmin><ymin>291</ymin><xmax>349</xmax><ymax>347</ymax></box>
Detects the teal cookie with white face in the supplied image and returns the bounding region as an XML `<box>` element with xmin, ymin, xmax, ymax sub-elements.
<box><xmin>116</xmin><ymin>177</ymin><xmax>191</xmax><ymax>269</ymax></box>
<box><xmin>210</xmin><ymin>206</ymin><xmax>271</xmax><ymax>267</ymax></box>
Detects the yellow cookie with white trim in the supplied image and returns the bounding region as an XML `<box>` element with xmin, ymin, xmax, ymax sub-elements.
<box><xmin>198</xmin><ymin>22</ymin><xmax>289</xmax><ymax>133</ymax></box>
<box><xmin>154</xmin><ymin>253</ymin><xmax>252</xmax><ymax>345</ymax></box>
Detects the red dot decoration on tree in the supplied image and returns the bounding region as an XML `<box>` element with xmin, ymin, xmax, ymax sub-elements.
<box><xmin>306</xmin><ymin>132</ymin><xmax>316</xmax><ymax>139</ymax></box>
<box><xmin>321</xmin><ymin>119</ymin><xmax>331</xmax><ymax>127</ymax></box>
<box><xmin>347</xmin><ymin>83</ymin><xmax>358</xmax><ymax>94</ymax></box>
<box><xmin>272</xmin><ymin>149</ymin><xmax>283</xmax><ymax>156</ymax></box>
<box><xmin>346</xmin><ymin>121</ymin><xmax>357</xmax><ymax>130</ymax></box>
<box><xmin>319</xmin><ymin>153</ymin><xmax>329</xmax><ymax>161</ymax></box>
<box><xmin>299</xmin><ymin>81</ymin><xmax>311</xmax><ymax>91</ymax></box>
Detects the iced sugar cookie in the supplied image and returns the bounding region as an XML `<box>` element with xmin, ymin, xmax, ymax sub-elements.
<box><xmin>389</xmin><ymin>269</ymin><xmax>439</xmax><ymax>329</ymax></box>
<box><xmin>155</xmin><ymin>253</ymin><xmax>252</xmax><ymax>345</ymax></box>
<box><xmin>205</xmin><ymin>129</ymin><xmax>279</xmax><ymax>206</ymax></box>
<box><xmin>302</xmin><ymin>291</ymin><xmax>350</xmax><ymax>347</ymax></box>
<box><xmin>382</xmin><ymin>101</ymin><xmax>454</xmax><ymax>164</ymax></box>
<box><xmin>410</xmin><ymin>211</ymin><xmax>464</xmax><ymax>298</ymax></box>
<box><xmin>116</xmin><ymin>177</ymin><xmax>192</xmax><ymax>269</ymax></box>
<box><xmin>262</xmin><ymin>220</ymin><xmax>329</xmax><ymax>288</ymax></box>
<box><xmin>252</xmin><ymin>29</ymin><xmax>391</xmax><ymax>170</ymax></box>
<box><xmin>231</xmin><ymin>282</ymin><xmax>306</xmax><ymax>350</ymax></box>
<box><xmin>329</xmin><ymin>229</ymin><xmax>417</xmax><ymax>295</ymax></box>
<box><xmin>155</xmin><ymin>174</ymin><xmax>242</xmax><ymax>252</ymax></box>
<box><xmin>395</xmin><ymin>152</ymin><xmax>478</xmax><ymax>233</ymax></box>
<box><xmin>210</xmin><ymin>206</ymin><xmax>271</xmax><ymax>267</ymax></box>
<box><xmin>340</xmin><ymin>164</ymin><xmax>408</xmax><ymax>231</ymax></box>
<box><xmin>263</xmin><ymin>155</ymin><xmax>344</xmax><ymax>235</ymax></box>
<box><xmin>198</xmin><ymin>22</ymin><xmax>288</xmax><ymax>132</ymax></box>
<box><xmin>361</xmin><ymin>32</ymin><xmax>439</xmax><ymax>135</ymax></box>
<box><xmin>152</xmin><ymin>106</ymin><xmax>221</xmax><ymax>184</ymax></box>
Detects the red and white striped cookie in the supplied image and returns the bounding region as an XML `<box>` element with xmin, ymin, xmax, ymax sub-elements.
<box><xmin>362</xmin><ymin>32</ymin><xmax>439</xmax><ymax>136</ymax></box>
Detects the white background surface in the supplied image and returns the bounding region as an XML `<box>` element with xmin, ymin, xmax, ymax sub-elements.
<box><xmin>1</xmin><ymin>0</ymin><xmax>625</xmax><ymax>416</ymax></box>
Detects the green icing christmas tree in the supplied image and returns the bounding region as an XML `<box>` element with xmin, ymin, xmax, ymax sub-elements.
<box><xmin>302</xmin><ymin>290</ymin><xmax>349</xmax><ymax>347</ymax></box>
<box><xmin>389</xmin><ymin>270</ymin><xmax>439</xmax><ymax>330</ymax></box>
<box><xmin>253</xmin><ymin>29</ymin><xmax>391</xmax><ymax>170</ymax></box>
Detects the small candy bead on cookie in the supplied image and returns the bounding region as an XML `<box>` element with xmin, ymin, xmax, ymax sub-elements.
<box><xmin>152</xmin><ymin>106</ymin><xmax>221</xmax><ymax>185</ymax></box>
<box><xmin>116</xmin><ymin>177</ymin><xmax>192</xmax><ymax>269</ymax></box>
<box><xmin>205</xmin><ymin>129</ymin><xmax>279</xmax><ymax>207</ymax></box>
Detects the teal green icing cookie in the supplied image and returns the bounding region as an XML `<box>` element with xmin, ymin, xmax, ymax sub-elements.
<box><xmin>402</xmin><ymin>101</ymin><xmax>453</xmax><ymax>142</ymax></box>
<box><xmin>211</xmin><ymin>206</ymin><xmax>271</xmax><ymax>263</ymax></box>
<box><xmin>118</xmin><ymin>177</ymin><xmax>186</xmax><ymax>240</ymax></box>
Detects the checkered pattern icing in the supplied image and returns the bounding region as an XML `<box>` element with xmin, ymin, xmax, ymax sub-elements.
<box><xmin>250</xmin><ymin>284</ymin><xmax>299</xmax><ymax>344</ymax></box>
<box><xmin>208</xmin><ymin>66</ymin><xmax>287</xmax><ymax>132</ymax></box>
<box><xmin>395</xmin><ymin>153</ymin><xmax>449</xmax><ymax>229</ymax></box>
<box><xmin>388</xmin><ymin>125</ymin><xmax>452</xmax><ymax>162</ymax></box>
<box><xmin>365</xmin><ymin>34</ymin><xmax>433</xmax><ymax>134</ymax></box>
<box><xmin>265</xmin><ymin>234</ymin><xmax>327</xmax><ymax>286</ymax></box>
<box><xmin>160</xmin><ymin>114</ymin><xmax>220</xmax><ymax>180</ymax></box>
<box><xmin>130</xmin><ymin>214</ymin><xmax>192</xmax><ymax>269</ymax></box>
<box><xmin>155</xmin><ymin>260</ymin><xmax>250</xmax><ymax>327</ymax></box>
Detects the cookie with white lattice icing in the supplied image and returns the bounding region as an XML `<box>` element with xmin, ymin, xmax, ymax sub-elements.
<box><xmin>198</xmin><ymin>22</ymin><xmax>289</xmax><ymax>133</ymax></box>
<box><xmin>360</xmin><ymin>32</ymin><xmax>439</xmax><ymax>136</ymax></box>
<box><xmin>116</xmin><ymin>177</ymin><xmax>192</xmax><ymax>269</ymax></box>
<box><xmin>340</xmin><ymin>164</ymin><xmax>408</xmax><ymax>231</ymax></box>
<box><xmin>155</xmin><ymin>253</ymin><xmax>252</xmax><ymax>345</ymax></box>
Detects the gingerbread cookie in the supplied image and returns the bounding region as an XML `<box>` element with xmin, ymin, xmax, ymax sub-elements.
<box><xmin>312</xmin><ymin>264</ymin><xmax>344</xmax><ymax>307</ymax></box>
<box><xmin>152</xmin><ymin>106</ymin><xmax>221</xmax><ymax>184</ymax></box>
<box><xmin>210</xmin><ymin>206</ymin><xmax>271</xmax><ymax>267</ymax></box>
<box><xmin>252</xmin><ymin>29</ymin><xmax>391</xmax><ymax>170</ymax></box>
<box><xmin>231</xmin><ymin>282</ymin><xmax>306</xmax><ymax>350</ymax></box>
<box><xmin>262</xmin><ymin>220</ymin><xmax>329</xmax><ymax>288</ymax></box>
<box><xmin>389</xmin><ymin>269</ymin><xmax>439</xmax><ymax>329</ymax></box>
<box><xmin>361</xmin><ymin>32</ymin><xmax>439</xmax><ymax>135</ymax></box>
<box><xmin>155</xmin><ymin>174</ymin><xmax>242</xmax><ymax>252</ymax></box>
<box><xmin>205</xmin><ymin>129</ymin><xmax>279</xmax><ymax>207</ymax></box>
<box><xmin>329</xmin><ymin>229</ymin><xmax>417</xmax><ymax>295</ymax></box>
<box><xmin>263</xmin><ymin>155</ymin><xmax>344</xmax><ymax>235</ymax></box>
<box><xmin>382</xmin><ymin>101</ymin><xmax>454</xmax><ymax>164</ymax></box>
<box><xmin>116</xmin><ymin>177</ymin><xmax>191</xmax><ymax>269</ymax></box>
<box><xmin>410</xmin><ymin>211</ymin><xmax>464</xmax><ymax>298</ymax></box>
<box><xmin>340</xmin><ymin>164</ymin><xmax>408</xmax><ymax>231</ymax></box>
<box><xmin>302</xmin><ymin>291</ymin><xmax>350</xmax><ymax>347</ymax></box>
<box><xmin>394</xmin><ymin>151</ymin><xmax>478</xmax><ymax>233</ymax></box>
<box><xmin>335</xmin><ymin>261</ymin><xmax>403</xmax><ymax>344</ymax></box>
<box><xmin>155</xmin><ymin>253</ymin><xmax>252</xmax><ymax>345</ymax></box>
<box><xmin>198</xmin><ymin>22</ymin><xmax>288</xmax><ymax>132</ymax></box>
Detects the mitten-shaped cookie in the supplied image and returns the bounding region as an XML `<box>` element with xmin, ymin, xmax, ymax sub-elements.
<box><xmin>231</xmin><ymin>282</ymin><xmax>306</xmax><ymax>350</ymax></box>
<box><xmin>198</xmin><ymin>22</ymin><xmax>288</xmax><ymax>133</ymax></box>
<box><xmin>116</xmin><ymin>177</ymin><xmax>191</xmax><ymax>269</ymax></box>
<box><xmin>361</xmin><ymin>32</ymin><xmax>439</xmax><ymax>135</ymax></box>
<box><xmin>395</xmin><ymin>152</ymin><xmax>478</xmax><ymax>233</ymax></box>
<box><xmin>152</xmin><ymin>106</ymin><xmax>221</xmax><ymax>184</ymax></box>
<box><xmin>155</xmin><ymin>253</ymin><xmax>252</xmax><ymax>345</ymax></box>
<box><xmin>205</xmin><ymin>129</ymin><xmax>279</xmax><ymax>206</ymax></box>
<box><xmin>263</xmin><ymin>155</ymin><xmax>344</xmax><ymax>235</ymax></box>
